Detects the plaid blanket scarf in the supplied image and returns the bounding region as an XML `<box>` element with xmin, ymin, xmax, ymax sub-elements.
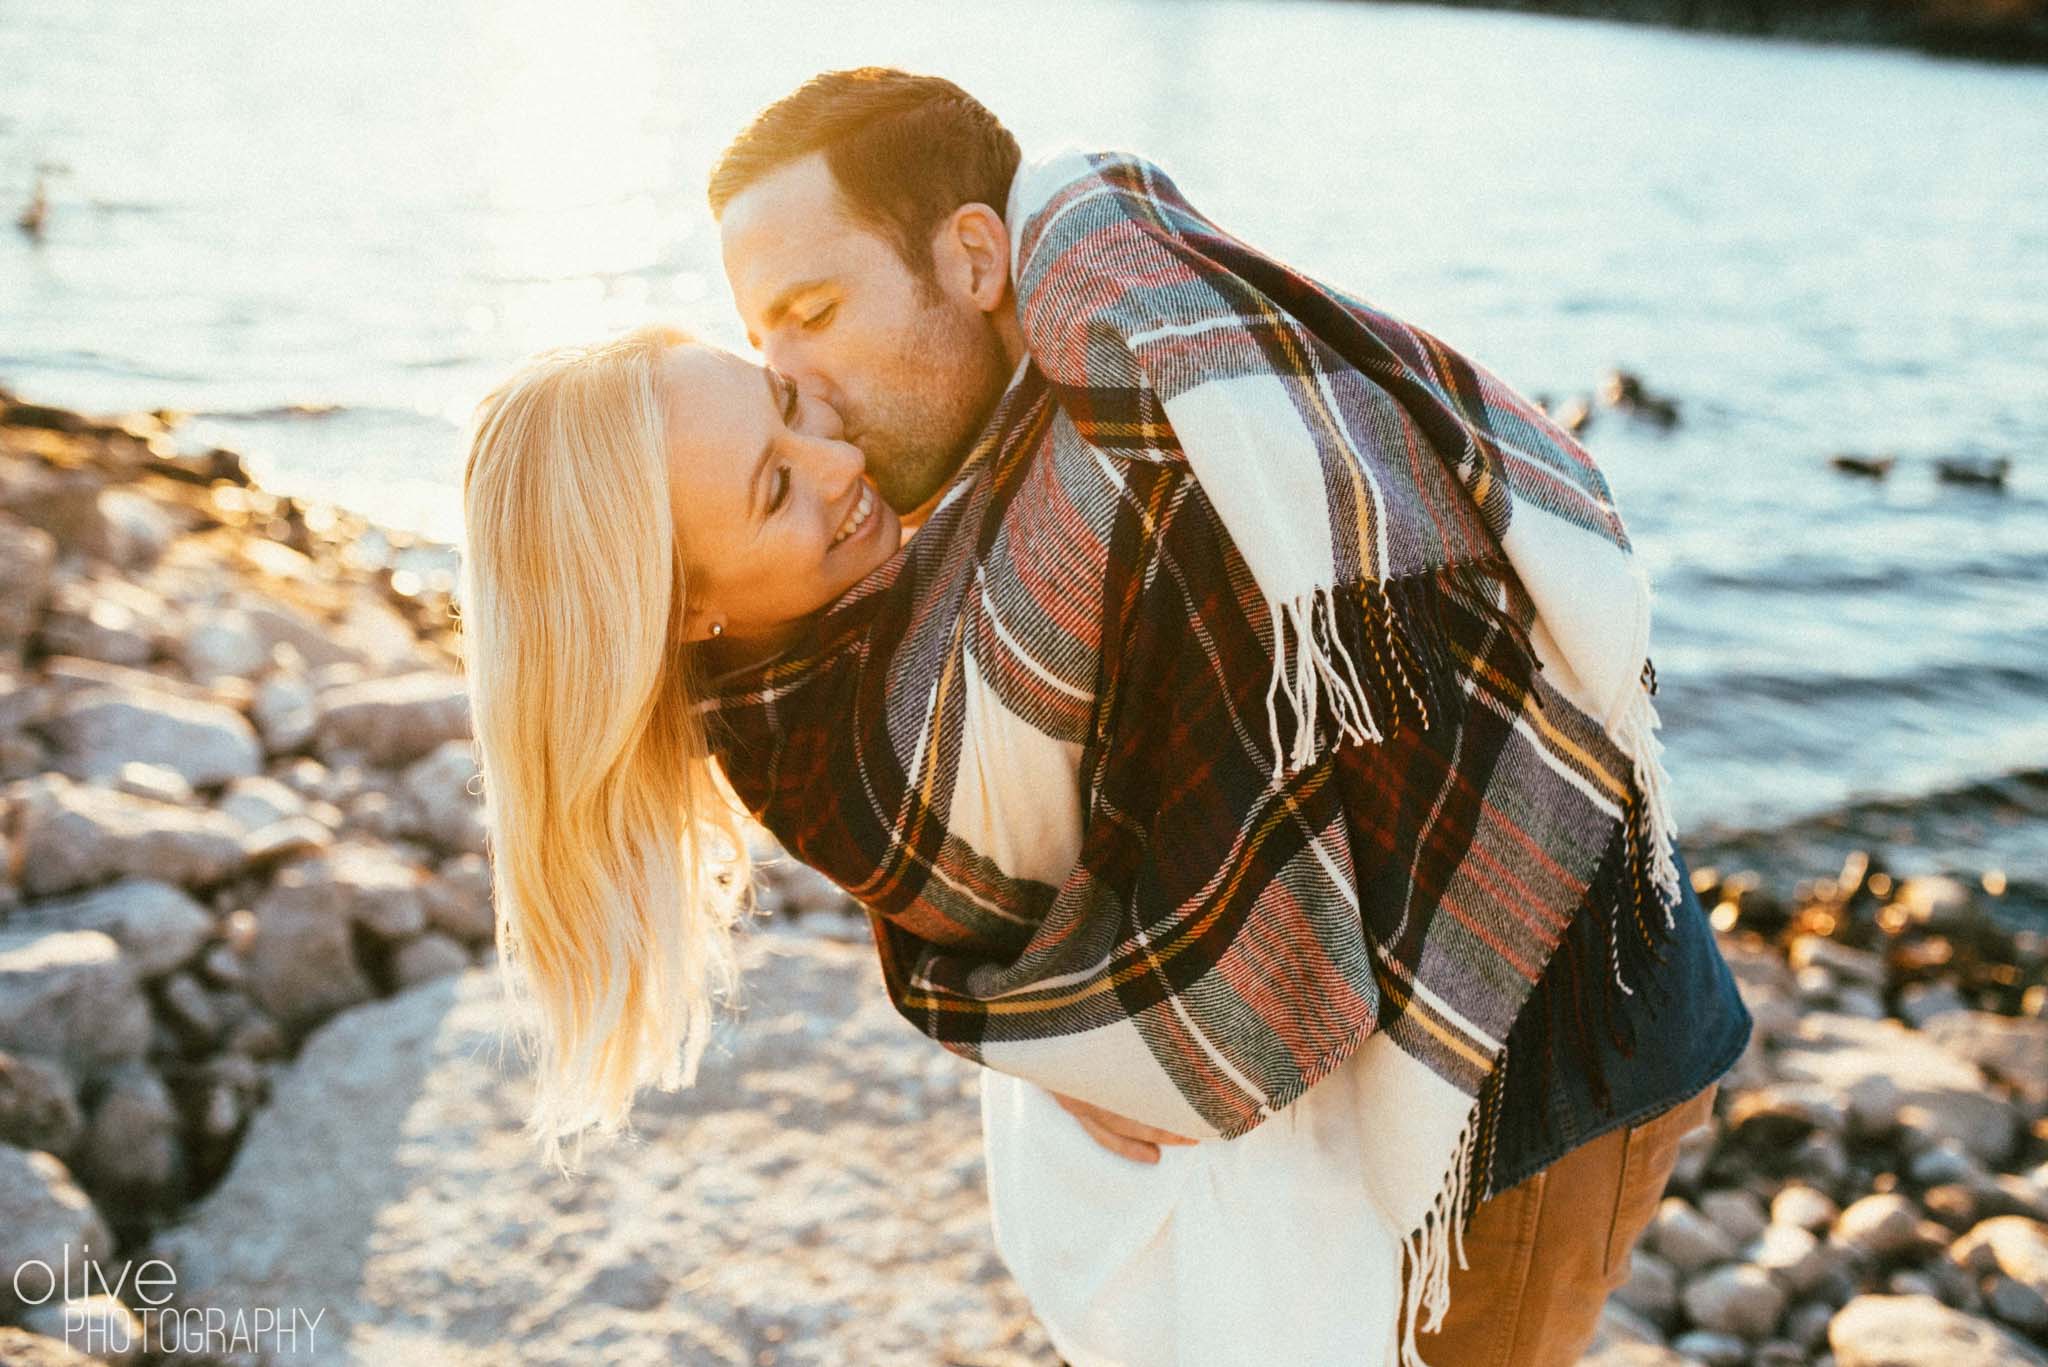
<box><xmin>702</xmin><ymin>148</ymin><xmax>1681</xmax><ymax>1365</ymax></box>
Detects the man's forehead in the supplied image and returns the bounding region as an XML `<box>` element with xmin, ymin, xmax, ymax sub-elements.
<box><xmin>718</xmin><ymin>156</ymin><xmax>895</xmax><ymax>309</ymax></box>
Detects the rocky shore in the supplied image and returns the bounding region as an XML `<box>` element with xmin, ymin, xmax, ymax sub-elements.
<box><xmin>1390</xmin><ymin>0</ymin><xmax>2048</xmax><ymax>64</ymax></box>
<box><xmin>0</xmin><ymin>391</ymin><xmax>2044</xmax><ymax>1365</ymax></box>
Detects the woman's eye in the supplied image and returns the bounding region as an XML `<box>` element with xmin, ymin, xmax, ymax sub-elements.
<box><xmin>766</xmin><ymin>466</ymin><xmax>791</xmax><ymax>514</ymax></box>
<box><xmin>801</xmin><ymin>302</ymin><xmax>837</xmax><ymax>332</ymax></box>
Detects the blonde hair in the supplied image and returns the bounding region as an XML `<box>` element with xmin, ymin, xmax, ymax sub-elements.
<box><xmin>457</xmin><ymin>322</ymin><xmax>755</xmax><ymax>1176</ymax></box>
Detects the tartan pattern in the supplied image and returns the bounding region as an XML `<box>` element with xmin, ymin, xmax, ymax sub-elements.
<box><xmin>700</xmin><ymin>152</ymin><xmax>1677</xmax><ymax>1170</ymax></box>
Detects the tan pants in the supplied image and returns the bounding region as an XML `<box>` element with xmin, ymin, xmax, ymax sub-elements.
<box><xmin>1407</xmin><ymin>1081</ymin><xmax>1720</xmax><ymax>1366</ymax></box>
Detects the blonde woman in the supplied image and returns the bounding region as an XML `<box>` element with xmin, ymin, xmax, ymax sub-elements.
<box><xmin>458</xmin><ymin>323</ymin><xmax>902</xmax><ymax>1176</ymax></box>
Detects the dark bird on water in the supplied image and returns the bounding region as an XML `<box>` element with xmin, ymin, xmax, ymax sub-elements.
<box><xmin>1828</xmin><ymin>453</ymin><xmax>1896</xmax><ymax>479</ymax></box>
<box><xmin>1599</xmin><ymin>369</ymin><xmax>1680</xmax><ymax>429</ymax></box>
<box><xmin>1935</xmin><ymin>457</ymin><xmax>2010</xmax><ymax>491</ymax></box>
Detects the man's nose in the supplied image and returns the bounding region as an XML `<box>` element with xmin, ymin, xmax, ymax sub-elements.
<box><xmin>762</xmin><ymin>335</ymin><xmax>838</xmax><ymax>406</ymax></box>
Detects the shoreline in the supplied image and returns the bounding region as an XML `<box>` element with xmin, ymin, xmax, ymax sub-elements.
<box><xmin>1348</xmin><ymin>0</ymin><xmax>2048</xmax><ymax>65</ymax></box>
<box><xmin>2</xmin><ymin>388</ymin><xmax>2046</xmax><ymax>1362</ymax></box>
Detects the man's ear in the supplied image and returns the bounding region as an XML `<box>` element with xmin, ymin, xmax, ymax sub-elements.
<box><xmin>938</xmin><ymin>202</ymin><xmax>1011</xmax><ymax>313</ymax></box>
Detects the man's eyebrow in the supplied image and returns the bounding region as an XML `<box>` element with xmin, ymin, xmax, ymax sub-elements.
<box><xmin>761</xmin><ymin>277</ymin><xmax>833</xmax><ymax>330</ymax></box>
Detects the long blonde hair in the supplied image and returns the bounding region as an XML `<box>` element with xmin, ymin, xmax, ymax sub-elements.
<box><xmin>457</xmin><ymin>322</ymin><xmax>754</xmax><ymax>1176</ymax></box>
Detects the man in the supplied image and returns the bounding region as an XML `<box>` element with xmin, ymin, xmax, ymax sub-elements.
<box><xmin>709</xmin><ymin>67</ymin><xmax>1751</xmax><ymax>1365</ymax></box>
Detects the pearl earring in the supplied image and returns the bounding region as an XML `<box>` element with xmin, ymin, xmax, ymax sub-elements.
<box><xmin>708</xmin><ymin>622</ymin><xmax>724</xmax><ymax>638</ymax></box>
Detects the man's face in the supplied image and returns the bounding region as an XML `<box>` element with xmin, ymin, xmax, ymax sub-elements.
<box><xmin>719</xmin><ymin>153</ymin><xmax>1013</xmax><ymax>516</ymax></box>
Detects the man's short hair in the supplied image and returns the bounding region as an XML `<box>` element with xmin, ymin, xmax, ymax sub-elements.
<box><xmin>708</xmin><ymin>67</ymin><xmax>1021</xmax><ymax>289</ymax></box>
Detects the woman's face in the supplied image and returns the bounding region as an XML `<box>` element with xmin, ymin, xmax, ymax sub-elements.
<box><xmin>661</xmin><ymin>342</ymin><xmax>901</xmax><ymax>641</ymax></box>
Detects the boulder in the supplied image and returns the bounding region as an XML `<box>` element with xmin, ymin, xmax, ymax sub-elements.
<box><xmin>1773</xmin><ymin>1011</ymin><xmax>2017</xmax><ymax>1164</ymax></box>
<box><xmin>315</xmin><ymin>671</ymin><xmax>469</xmax><ymax>768</ymax></box>
<box><xmin>78</xmin><ymin>1062</ymin><xmax>180</xmax><ymax>1197</ymax></box>
<box><xmin>0</xmin><ymin>1145</ymin><xmax>114</xmax><ymax>1321</ymax></box>
<box><xmin>1681</xmin><ymin>1262</ymin><xmax>1786</xmax><ymax>1339</ymax></box>
<box><xmin>11</xmin><ymin>776</ymin><xmax>246</xmax><ymax>896</ymax></box>
<box><xmin>7</xmin><ymin>879</ymin><xmax>212</xmax><ymax>979</ymax></box>
<box><xmin>1647</xmin><ymin>1197</ymin><xmax>1736</xmax><ymax>1273</ymax></box>
<box><xmin>0</xmin><ymin>515</ymin><xmax>57</xmax><ymax>646</ymax></box>
<box><xmin>0</xmin><ymin>1051</ymin><xmax>84</xmax><ymax>1156</ymax></box>
<box><xmin>44</xmin><ymin>684</ymin><xmax>262</xmax><ymax>789</ymax></box>
<box><xmin>1829</xmin><ymin>1293</ymin><xmax>2047</xmax><ymax>1366</ymax></box>
<box><xmin>0</xmin><ymin>930</ymin><xmax>151</xmax><ymax>1080</ymax></box>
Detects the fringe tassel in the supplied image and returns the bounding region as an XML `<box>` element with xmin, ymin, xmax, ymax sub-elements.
<box><xmin>1258</xmin><ymin>563</ymin><xmax>1529</xmax><ymax>786</ymax></box>
<box><xmin>1608</xmin><ymin>675</ymin><xmax>1683</xmax><ymax>926</ymax></box>
<box><xmin>1397</xmin><ymin>1098</ymin><xmax>1484</xmax><ymax>1367</ymax></box>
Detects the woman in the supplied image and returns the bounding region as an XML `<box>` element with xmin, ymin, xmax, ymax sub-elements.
<box><xmin>459</xmin><ymin>151</ymin><xmax>1683</xmax><ymax>1367</ymax></box>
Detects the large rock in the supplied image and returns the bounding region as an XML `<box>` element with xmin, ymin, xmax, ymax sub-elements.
<box><xmin>1954</xmin><ymin>1218</ymin><xmax>2048</xmax><ymax>1301</ymax></box>
<box><xmin>44</xmin><ymin>684</ymin><xmax>262</xmax><ymax>789</ymax></box>
<box><xmin>314</xmin><ymin>672</ymin><xmax>469</xmax><ymax>768</ymax></box>
<box><xmin>0</xmin><ymin>930</ymin><xmax>151</xmax><ymax>1080</ymax></box>
<box><xmin>8</xmin><ymin>878</ymin><xmax>212</xmax><ymax>979</ymax></box>
<box><xmin>179</xmin><ymin>606</ymin><xmax>270</xmax><ymax>683</ymax></box>
<box><xmin>1829</xmin><ymin>1293</ymin><xmax>2048</xmax><ymax>1366</ymax></box>
<box><xmin>244</xmin><ymin>870</ymin><xmax>376</xmax><ymax>1034</ymax></box>
<box><xmin>1926</xmin><ymin>1013</ymin><xmax>2048</xmax><ymax>1091</ymax></box>
<box><xmin>399</xmin><ymin>739</ymin><xmax>486</xmax><ymax>855</ymax></box>
<box><xmin>145</xmin><ymin>931</ymin><xmax>1052</xmax><ymax>1366</ymax></box>
<box><xmin>1682</xmin><ymin>1263</ymin><xmax>1787</xmax><ymax>1339</ymax></box>
<box><xmin>11</xmin><ymin>776</ymin><xmax>246</xmax><ymax>896</ymax></box>
<box><xmin>1773</xmin><ymin>1011</ymin><xmax>2018</xmax><ymax>1164</ymax></box>
<box><xmin>0</xmin><ymin>514</ymin><xmax>57</xmax><ymax>646</ymax></box>
<box><xmin>0</xmin><ymin>1145</ymin><xmax>114</xmax><ymax>1320</ymax></box>
<box><xmin>78</xmin><ymin>1062</ymin><xmax>180</xmax><ymax>1197</ymax></box>
<box><xmin>0</xmin><ymin>1051</ymin><xmax>84</xmax><ymax>1156</ymax></box>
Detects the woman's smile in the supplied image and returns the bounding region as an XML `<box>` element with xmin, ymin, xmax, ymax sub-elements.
<box><xmin>830</xmin><ymin>480</ymin><xmax>878</xmax><ymax>548</ymax></box>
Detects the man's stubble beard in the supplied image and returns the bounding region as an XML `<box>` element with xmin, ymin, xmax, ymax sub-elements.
<box><xmin>862</xmin><ymin>306</ymin><xmax>1015</xmax><ymax>516</ymax></box>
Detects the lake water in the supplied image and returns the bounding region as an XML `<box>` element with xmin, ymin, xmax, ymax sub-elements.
<box><xmin>4</xmin><ymin>0</ymin><xmax>2045</xmax><ymax>895</ymax></box>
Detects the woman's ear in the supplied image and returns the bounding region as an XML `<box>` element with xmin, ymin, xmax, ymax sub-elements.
<box><xmin>680</xmin><ymin>598</ymin><xmax>727</xmax><ymax>643</ymax></box>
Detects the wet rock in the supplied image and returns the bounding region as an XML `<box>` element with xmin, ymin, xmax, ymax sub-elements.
<box><xmin>399</xmin><ymin>738</ymin><xmax>486</xmax><ymax>855</ymax></box>
<box><xmin>17</xmin><ymin>1295</ymin><xmax>142</xmax><ymax>1364</ymax></box>
<box><xmin>79</xmin><ymin>1061</ymin><xmax>179</xmax><ymax>1197</ymax></box>
<box><xmin>1897</xmin><ymin>875</ymin><xmax>1981</xmax><ymax>933</ymax></box>
<box><xmin>1648</xmin><ymin>1197</ymin><xmax>1737</xmax><ymax>1273</ymax></box>
<box><xmin>1789</xmin><ymin>935</ymin><xmax>1886</xmax><ymax>989</ymax></box>
<box><xmin>0</xmin><ymin>515</ymin><xmax>57</xmax><ymax>647</ymax></box>
<box><xmin>1829</xmin><ymin>1293</ymin><xmax>2047</xmax><ymax>1366</ymax></box>
<box><xmin>1748</xmin><ymin>1222</ymin><xmax>1846</xmax><ymax>1297</ymax></box>
<box><xmin>1682</xmin><ymin>1262</ymin><xmax>1786</xmax><ymax>1338</ymax></box>
<box><xmin>109</xmin><ymin>759</ymin><xmax>193</xmax><ymax>806</ymax></box>
<box><xmin>1773</xmin><ymin>1184</ymin><xmax>1842</xmax><ymax>1234</ymax></box>
<box><xmin>0</xmin><ymin>1327</ymin><xmax>97</xmax><ymax>1366</ymax></box>
<box><xmin>0</xmin><ymin>1146</ymin><xmax>115</xmax><ymax>1321</ymax></box>
<box><xmin>1925</xmin><ymin>1012</ymin><xmax>2048</xmax><ymax>1089</ymax></box>
<box><xmin>1614</xmin><ymin>1248</ymin><xmax>1680</xmax><ymax>1326</ymax></box>
<box><xmin>1783</xmin><ymin>1299</ymin><xmax>1834</xmax><ymax>1350</ymax></box>
<box><xmin>422</xmin><ymin>852</ymin><xmax>494</xmax><ymax>943</ymax></box>
<box><xmin>36</xmin><ymin>580</ymin><xmax>157</xmax><ymax>667</ymax></box>
<box><xmin>179</xmin><ymin>605</ymin><xmax>269</xmax><ymax>683</ymax></box>
<box><xmin>1838</xmin><ymin>1193</ymin><xmax>1925</xmax><ymax>1259</ymax></box>
<box><xmin>244</xmin><ymin>864</ymin><xmax>376</xmax><ymax>1032</ymax></box>
<box><xmin>1774</xmin><ymin>1013</ymin><xmax>2015</xmax><ymax>1164</ymax></box>
<box><xmin>250</xmin><ymin>671</ymin><xmax>319</xmax><ymax>754</ymax></box>
<box><xmin>11</xmin><ymin>775</ymin><xmax>246</xmax><ymax>896</ymax></box>
<box><xmin>1730</xmin><ymin>1083</ymin><xmax>1846</xmax><ymax>1147</ymax></box>
<box><xmin>392</xmin><ymin>932</ymin><xmax>468</xmax><ymax>989</ymax></box>
<box><xmin>1700</xmin><ymin>1188</ymin><xmax>1770</xmax><ymax>1246</ymax></box>
<box><xmin>1987</xmin><ymin>1274</ymin><xmax>2048</xmax><ymax>1336</ymax></box>
<box><xmin>1899</xmin><ymin>980</ymin><xmax>1970</xmax><ymax>1027</ymax></box>
<box><xmin>239</xmin><ymin>814</ymin><xmax>335</xmax><ymax>868</ymax></box>
<box><xmin>0</xmin><ymin>1051</ymin><xmax>84</xmax><ymax>1155</ymax></box>
<box><xmin>7</xmin><ymin>878</ymin><xmax>212</xmax><ymax>979</ymax></box>
<box><xmin>1670</xmin><ymin>1329</ymin><xmax>1747</xmax><ymax>1364</ymax></box>
<box><xmin>1953</xmin><ymin>1217</ymin><xmax>2048</xmax><ymax>1301</ymax></box>
<box><xmin>314</xmin><ymin>671</ymin><xmax>469</xmax><ymax>768</ymax></box>
<box><xmin>44</xmin><ymin>683</ymin><xmax>262</xmax><ymax>789</ymax></box>
<box><xmin>0</xmin><ymin>929</ymin><xmax>151</xmax><ymax>1080</ymax></box>
<box><xmin>214</xmin><ymin>773</ymin><xmax>306</xmax><ymax>831</ymax></box>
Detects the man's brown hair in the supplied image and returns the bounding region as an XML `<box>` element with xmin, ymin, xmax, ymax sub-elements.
<box><xmin>708</xmin><ymin>67</ymin><xmax>1021</xmax><ymax>289</ymax></box>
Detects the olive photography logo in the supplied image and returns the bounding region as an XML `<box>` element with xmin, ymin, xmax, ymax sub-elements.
<box><xmin>12</xmin><ymin>1242</ymin><xmax>327</xmax><ymax>1357</ymax></box>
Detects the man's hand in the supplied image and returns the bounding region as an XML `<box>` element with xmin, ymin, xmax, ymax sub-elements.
<box><xmin>1044</xmin><ymin>1087</ymin><xmax>1200</xmax><ymax>1164</ymax></box>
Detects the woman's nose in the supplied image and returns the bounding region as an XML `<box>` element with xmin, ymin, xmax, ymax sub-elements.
<box><xmin>798</xmin><ymin>433</ymin><xmax>863</xmax><ymax>502</ymax></box>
